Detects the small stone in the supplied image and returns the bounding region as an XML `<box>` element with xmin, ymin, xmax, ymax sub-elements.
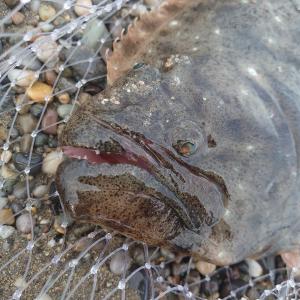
<box><xmin>20</xmin><ymin>134</ymin><xmax>32</xmax><ymax>153</ymax></box>
<box><xmin>14</xmin><ymin>276</ymin><xmax>27</xmax><ymax>289</ymax></box>
<box><xmin>44</xmin><ymin>71</ymin><xmax>57</xmax><ymax>86</ymax></box>
<box><xmin>57</xmin><ymin>93</ymin><xmax>70</xmax><ymax>104</ymax></box>
<box><xmin>0</xmin><ymin>208</ymin><xmax>15</xmax><ymax>225</ymax></box>
<box><xmin>0</xmin><ymin>225</ymin><xmax>15</xmax><ymax>239</ymax></box>
<box><xmin>110</xmin><ymin>251</ymin><xmax>132</xmax><ymax>275</ymax></box>
<box><xmin>195</xmin><ymin>261</ymin><xmax>216</xmax><ymax>276</ymax></box>
<box><xmin>0</xmin><ymin>197</ymin><xmax>8</xmax><ymax>209</ymax></box>
<box><xmin>30</xmin><ymin>103</ymin><xmax>44</xmax><ymax>117</ymax></box>
<box><xmin>1</xmin><ymin>150</ymin><xmax>12</xmax><ymax>164</ymax></box>
<box><xmin>16</xmin><ymin>214</ymin><xmax>35</xmax><ymax>234</ymax></box>
<box><xmin>32</xmin><ymin>185</ymin><xmax>48</xmax><ymax>198</ymax></box>
<box><xmin>130</xmin><ymin>3</ymin><xmax>147</xmax><ymax>17</ymax></box>
<box><xmin>34</xmin><ymin>36</ymin><xmax>60</xmax><ymax>67</ymax></box>
<box><xmin>18</xmin><ymin>113</ymin><xmax>37</xmax><ymax>134</ymax></box>
<box><xmin>39</xmin><ymin>4</ymin><xmax>56</xmax><ymax>21</ymax></box>
<box><xmin>36</xmin><ymin>293</ymin><xmax>52</xmax><ymax>300</ymax></box>
<box><xmin>7</xmin><ymin>69</ymin><xmax>36</xmax><ymax>87</ymax></box>
<box><xmin>13</xmin><ymin>152</ymin><xmax>43</xmax><ymax>175</ymax></box>
<box><xmin>74</xmin><ymin>0</ymin><xmax>92</xmax><ymax>16</ymax></box>
<box><xmin>13</xmin><ymin>182</ymin><xmax>28</xmax><ymax>199</ymax></box>
<box><xmin>1</xmin><ymin>165</ymin><xmax>18</xmax><ymax>179</ymax></box>
<box><xmin>27</xmin><ymin>81</ymin><xmax>53</xmax><ymax>103</ymax></box>
<box><xmin>48</xmin><ymin>137</ymin><xmax>58</xmax><ymax>148</ymax></box>
<box><xmin>42</xmin><ymin>151</ymin><xmax>64</xmax><ymax>175</ymax></box>
<box><xmin>57</xmin><ymin>104</ymin><xmax>73</xmax><ymax>119</ymax></box>
<box><xmin>30</xmin><ymin>0</ymin><xmax>40</xmax><ymax>12</ymax></box>
<box><xmin>246</xmin><ymin>259</ymin><xmax>263</xmax><ymax>277</ymax></box>
<box><xmin>11</xmin><ymin>11</ymin><xmax>25</xmax><ymax>25</ymax></box>
<box><xmin>34</xmin><ymin>133</ymin><xmax>48</xmax><ymax>147</ymax></box>
<box><xmin>4</xmin><ymin>0</ymin><xmax>19</xmax><ymax>8</ymax></box>
<box><xmin>14</xmin><ymin>94</ymin><xmax>31</xmax><ymax>114</ymax></box>
<box><xmin>42</xmin><ymin>109</ymin><xmax>58</xmax><ymax>135</ymax></box>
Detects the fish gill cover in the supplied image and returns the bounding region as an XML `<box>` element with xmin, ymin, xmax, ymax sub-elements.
<box><xmin>0</xmin><ymin>0</ymin><xmax>299</xmax><ymax>299</ymax></box>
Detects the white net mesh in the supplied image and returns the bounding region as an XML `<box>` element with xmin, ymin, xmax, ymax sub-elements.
<box><xmin>0</xmin><ymin>0</ymin><xmax>299</xmax><ymax>299</ymax></box>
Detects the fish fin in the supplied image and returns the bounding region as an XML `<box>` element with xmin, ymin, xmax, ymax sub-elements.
<box><xmin>106</xmin><ymin>0</ymin><xmax>197</xmax><ymax>86</ymax></box>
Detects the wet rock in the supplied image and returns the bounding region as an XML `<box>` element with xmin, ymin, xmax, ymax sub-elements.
<box><xmin>74</xmin><ymin>0</ymin><xmax>92</xmax><ymax>16</ymax></box>
<box><xmin>32</xmin><ymin>185</ymin><xmax>48</xmax><ymax>198</ymax></box>
<box><xmin>16</xmin><ymin>213</ymin><xmax>35</xmax><ymax>234</ymax></box>
<box><xmin>63</xmin><ymin>46</ymin><xmax>106</xmax><ymax>80</ymax></box>
<box><xmin>12</xmin><ymin>152</ymin><xmax>43</xmax><ymax>175</ymax></box>
<box><xmin>0</xmin><ymin>208</ymin><xmax>15</xmax><ymax>225</ymax></box>
<box><xmin>195</xmin><ymin>261</ymin><xmax>216</xmax><ymax>276</ymax></box>
<box><xmin>27</xmin><ymin>81</ymin><xmax>53</xmax><ymax>103</ymax></box>
<box><xmin>110</xmin><ymin>251</ymin><xmax>132</xmax><ymax>275</ymax></box>
<box><xmin>30</xmin><ymin>103</ymin><xmax>44</xmax><ymax>117</ymax></box>
<box><xmin>39</xmin><ymin>4</ymin><xmax>56</xmax><ymax>21</ymax></box>
<box><xmin>11</xmin><ymin>11</ymin><xmax>25</xmax><ymax>25</ymax></box>
<box><xmin>246</xmin><ymin>259</ymin><xmax>263</xmax><ymax>278</ymax></box>
<box><xmin>18</xmin><ymin>113</ymin><xmax>37</xmax><ymax>134</ymax></box>
<box><xmin>34</xmin><ymin>133</ymin><xmax>48</xmax><ymax>147</ymax></box>
<box><xmin>42</xmin><ymin>151</ymin><xmax>64</xmax><ymax>175</ymax></box>
<box><xmin>42</xmin><ymin>109</ymin><xmax>58</xmax><ymax>135</ymax></box>
<box><xmin>7</xmin><ymin>69</ymin><xmax>36</xmax><ymax>87</ymax></box>
<box><xmin>0</xmin><ymin>225</ymin><xmax>15</xmax><ymax>239</ymax></box>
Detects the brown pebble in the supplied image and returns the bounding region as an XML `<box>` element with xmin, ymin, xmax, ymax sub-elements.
<box><xmin>11</xmin><ymin>11</ymin><xmax>25</xmax><ymax>25</ymax></box>
<box><xmin>58</xmin><ymin>93</ymin><xmax>70</xmax><ymax>104</ymax></box>
<box><xmin>0</xmin><ymin>208</ymin><xmax>15</xmax><ymax>225</ymax></box>
<box><xmin>195</xmin><ymin>260</ymin><xmax>216</xmax><ymax>276</ymax></box>
<box><xmin>27</xmin><ymin>81</ymin><xmax>53</xmax><ymax>103</ymax></box>
<box><xmin>42</xmin><ymin>109</ymin><xmax>58</xmax><ymax>135</ymax></box>
<box><xmin>44</xmin><ymin>71</ymin><xmax>57</xmax><ymax>86</ymax></box>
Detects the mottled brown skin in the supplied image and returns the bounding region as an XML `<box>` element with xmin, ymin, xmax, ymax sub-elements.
<box><xmin>56</xmin><ymin>0</ymin><xmax>300</xmax><ymax>265</ymax></box>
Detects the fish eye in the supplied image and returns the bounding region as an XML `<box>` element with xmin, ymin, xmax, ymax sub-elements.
<box><xmin>173</xmin><ymin>140</ymin><xmax>197</xmax><ymax>157</ymax></box>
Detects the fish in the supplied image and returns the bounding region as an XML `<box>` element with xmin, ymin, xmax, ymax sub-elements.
<box><xmin>56</xmin><ymin>0</ymin><xmax>300</xmax><ymax>266</ymax></box>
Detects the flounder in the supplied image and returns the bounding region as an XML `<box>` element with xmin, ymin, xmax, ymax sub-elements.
<box><xmin>56</xmin><ymin>0</ymin><xmax>300</xmax><ymax>265</ymax></box>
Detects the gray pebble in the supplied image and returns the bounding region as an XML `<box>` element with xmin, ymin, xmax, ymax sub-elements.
<box><xmin>20</xmin><ymin>134</ymin><xmax>32</xmax><ymax>153</ymax></box>
<box><xmin>16</xmin><ymin>214</ymin><xmax>35</xmax><ymax>234</ymax></box>
<box><xmin>34</xmin><ymin>133</ymin><xmax>48</xmax><ymax>147</ymax></box>
<box><xmin>11</xmin><ymin>202</ymin><xmax>23</xmax><ymax>214</ymax></box>
<box><xmin>13</xmin><ymin>182</ymin><xmax>28</xmax><ymax>199</ymax></box>
<box><xmin>4</xmin><ymin>0</ymin><xmax>19</xmax><ymax>8</ymax></box>
<box><xmin>32</xmin><ymin>185</ymin><xmax>48</xmax><ymax>198</ymax></box>
<box><xmin>0</xmin><ymin>197</ymin><xmax>8</xmax><ymax>209</ymax></box>
<box><xmin>2</xmin><ymin>179</ymin><xmax>17</xmax><ymax>195</ymax></box>
<box><xmin>30</xmin><ymin>104</ymin><xmax>44</xmax><ymax>118</ymax></box>
<box><xmin>55</xmin><ymin>77</ymin><xmax>77</xmax><ymax>95</ymax></box>
<box><xmin>57</xmin><ymin>104</ymin><xmax>73</xmax><ymax>119</ymax></box>
<box><xmin>0</xmin><ymin>225</ymin><xmax>15</xmax><ymax>239</ymax></box>
<box><xmin>48</xmin><ymin>137</ymin><xmax>58</xmax><ymax>148</ymax></box>
<box><xmin>13</xmin><ymin>152</ymin><xmax>43</xmax><ymax>175</ymax></box>
<box><xmin>110</xmin><ymin>251</ymin><xmax>132</xmax><ymax>275</ymax></box>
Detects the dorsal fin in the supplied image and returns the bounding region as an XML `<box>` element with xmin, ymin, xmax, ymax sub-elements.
<box><xmin>106</xmin><ymin>0</ymin><xmax>197</xmax><ymax>86</ymax></box>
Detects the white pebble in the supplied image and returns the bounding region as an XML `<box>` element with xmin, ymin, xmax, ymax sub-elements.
<box><xmin>110</xmin><ymin>251</ymin><xmax>131</xmax><ymax>275</ymax></box>
<box><xmin>34</xmin><ymin>37</ymin><xmax>60</xmax><ymax>66</ymax></box>
<box><xmin>0</xmin><ymin>225</ymin><xmax>15</xmax><ymax>239</ymax></box>
<box><xmin>246</xmin><ymin>259</ymin><xmax>263</xmax><ymax>277</ymax></box>
<box><xmin>42</xmin><ymin>151</ymin><xmax>64</xmax><ymax>175</ymax></box>
<box><xmin>7</xmin><ymin>69</ymin><xmax>36</xmax><ymax>87</ymax></box>
<box><xmin>36</xmin><ymin>294</ymin><xmax>52</xmax><ymax>300</ymax></box>
<box><xmin>32</xmin><ymin>185</ymin><xmax>48</xmax><ymax>198</ymax></box>
<box><xmin>16</xmin><ymin>214</ymin><xmax>35</xmax><ymax>234</ymax></box>
<box><xmin>14</xmin><ymin>277</ymin><xmax>27</xmax><ymax>289</ymax></box>
<box><xmin>0</xmin><ymin>197</ymin><xmax>8</xmax><ymax>209</ymax></box>
<box><xmin>74</xmin><ymin>0</ymin><xmax>92</xmax><ymax>16</ymax></box>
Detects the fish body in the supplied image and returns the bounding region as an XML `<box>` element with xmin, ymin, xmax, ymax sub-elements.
<box><xmin>56</xmin><ymin>0</ymin><xmax>300</xmax><ymax>265</ymax></box>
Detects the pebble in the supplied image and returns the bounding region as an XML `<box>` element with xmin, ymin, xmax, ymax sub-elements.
<box><xmin>4</xmin><ymin>0</ymin><xmax>19</xmax><ymax>8</ymax></box>
<box><xmin>74</xmin><ymin>0</ymin><xmax>92</xmax><ymax>16</ymax></box>
<box><xmin>42</xmin><ymin>109</ymin><xmax>58</xmax><ymax>135</ymax></box>
<box><xmin>18</xmin><ymin>113</ymin><xmax>37</xmax><ymax>134</ymax></box>
<box><xmin>32</xmin><ymin>185</ymin><xmax>48</xmax><ymax>198</ymax></box>
<box><xmin>20</xmin><ymin>134</ymin><xmax>32</xmax><ymax>153</ymax></box>
<box><xmin>34</xmin><ymin>36</ymin><xmax>60</xmax><ymax>67</ymax></box>
<box><xmin>14</xmin><ymin>277</ymin><xmax>27</xmax><ymax>289</ymax></box>
<box><xmin>44</xmin><ymin>70</ymin><xmax>57</xmax><ymax>86</ymax></box>
<box><xmin>14</xmin><ymin>94</ymin><xmax>31</xmax><ymax>114</ymax></box>
<box><xmin>34</xmin><ymin>133</ymin><xmax>48</xmax><ymax>147</ymax></box>
<box><xmin>40</xmin><ymin>22</ymin><xmax>55</xmax><ymax>32</ymax></box>
<box><xmin>0</xmin><ymin>208</ymin><xmax>15</xmax><ymax>225</ymax></box>
<box><xmin>246</xmin><ymin>259</ymin><xmax>263</xmax><ymax>278</ymax></box>
<box><xmin>30</xmin><ymin>0</ymin><xmax>40</xmax><ymax>12</ymax></box>
<box><xmin>0</xmin><ymin>225</ymin><xmax>15</xmax><ymax>239</ymax></box>
<box><xmin>30</xmin><ymin>103</ymin><xmax>44</xmax><ymax>118</ymax></box>
<box><xmin>42</xmin><ymin>151</ymin><xmax>64</xmax><ymax>175</ymax></box>
<box><xmin>280</xmin><ymin>250</ymin><xmax>300</xmax><ymax>269</ymax></box>
<box><xmin>39</xmin><ymin>4</ymin><xmax>56</xmax><ymax>21</ymax></box>
<box><xmin>130</xmin><ymin>3</ymin><xmax>148</xmax><ymax>17</ymax></box>
<box><xmin>1</xmin><ymin>150</ymin><xmax>12</xmax><ymax>164</ymax></box>
<box><xmin>16</xmin><ymin>214</ymin><xmax>35</xmax><ymax>234</ymax></box>
<box><xmin>110</xmin><ymin>251</ymin><xmax>132</xmax><ymax>275</ymax></box>
<box><xmin>11</xmin><ymin>12</ymin><xmax>25</xmax><ymax>25</ymax></box>
<box><xmin>55</xmin><ymin>77</ymin><xmax>77</xmax><ymax>95</ymax></box>
<box><xmin>1</xmin><ymin>165</ymin><xmax>18</xmax><ymax>179</ymax></box>
<box><xmin>7</xmin><ymin>69</ymin><xmax>36</xmax><ymax>87</ymax></box>
<box><xmin>13</xmin><ymin>152</ymin><xmax>43</xmax><ymax>176</ymax></box>
<box><xmin>57</xmin><ymin>104</ymin><xmax>73</xmax><ymax>119</ymax></box>
<box><xmin>0</xmin><ymin>197</ymin><xmax>8</xmax><ymax>209</ymax></box>
<box><xmin>195</xmin><ymin>261</ymin><xmax>216</xmax><ymax>276</ymax></box>
<box><xmin>27</xmin><ymin>81</ymin><xmax>53</xmax><ymax>103</ymax></box>
<box><xmin>36</xmin><ymin>293</ymin><xmax>52</xmax><ymax>300</ymax></box>
<box><xmin>57</xmin><ymin>93</ymin><xmax>70</xmax><ymax>104</ymax></box>
<box><xmin>48</xmin><ymin>137</ymin><xmax>58</xmax><ymax>148</ymax></box>
<box><xmin>12</xmin><ymin>182</ymin><xmax>28</xmax><ymax>199</ymax></box>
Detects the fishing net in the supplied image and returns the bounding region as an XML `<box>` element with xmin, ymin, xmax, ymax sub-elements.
<box><xmin>0</xmin><ymin>0</ymin><xmax>299</xmax><ymax>299</ymax></box>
